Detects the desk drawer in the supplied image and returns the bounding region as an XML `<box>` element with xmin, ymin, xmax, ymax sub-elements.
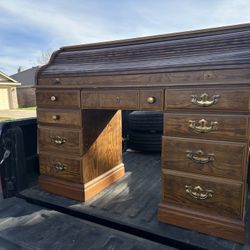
<box><xmin>39</xmin><ymin>153</ymin><xmax>82</xmax><ymax>183</ymax></box>
<box><xmin>162</xmin><ymin>137</ymin><xmax>248</xmax><ymax>180</ymax></box>
<box><xmin>139</xmin><ymin>89</ymin><xmax>164</xmax><ymax>110</ymax></box>
<box><xmin>36</xmin><ymin>90</ymin><xmax>80</xmax><ymax>108</ymax></box>
<box><xmin>37</xmin><ymin>109</ymin><xmax>82</xmax><ymax>127</ymax></box>
<box><xmin>165</xmin><ymin>88</ymin><xmax>250</xmax><ymax>111</ymax></box>
<box><xmin>162</xmin><ymin>170</ymin><xmax>243</xmax><ymax>220</ymax></box>
<box><xmin>39</xmin><ymin>126</ymin><xmax>83</xmax><ymax>155</ymax></box>
<box><xmin>99</xmin><ymin>90</ymin><xmax>138</xmax><ymax>109</ymax></box>
<box><xmin>164</xmin><ymin>113</ymin><xmax>249</xmax><ymax>141</ymax></box>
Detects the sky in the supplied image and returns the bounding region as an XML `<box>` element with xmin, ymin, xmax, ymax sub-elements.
<box><xmin>1</xmin><ymin>0</ymin><xmax>250</xmax><ymax>75</ymax></box>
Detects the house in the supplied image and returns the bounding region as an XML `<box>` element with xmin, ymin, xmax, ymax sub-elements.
<box><xmin>11</xmin><ymin>66</ymin><xmax>39</xmax><ymax>107</ymax></box>
<box><xmin>0</xmin><ymin>71</ymin><xmax>20</xmax><ymax>110</ymax></box>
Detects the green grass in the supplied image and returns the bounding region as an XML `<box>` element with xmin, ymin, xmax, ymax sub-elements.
<box><xmin>17</xmin><ymin>106</ymin><xmax>37</xmax><ymax>110</ymax></box>
<box><xmin>0</xmin><ymin>117</ymin><xmax>14</xmax><ymax>120</ymax></box>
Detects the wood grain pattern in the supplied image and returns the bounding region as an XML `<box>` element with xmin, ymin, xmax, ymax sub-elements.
<box><xmin>162</xmin><ymin>136</ymin><xmax>248</xmax><ymax>180</ymax></box>
<box><xmin>37</xmin><ymin>109</ymin><xmax>82</xmax><ymax>127</ymax></box>
<box><xmin>165</xmin><ymin>88</ymin><xmax>250</xmax><ymax>111</ymax></box>
<box><xmin>162</xmin><ymin>169</ymin><xmax>243</xmax><ymax>220</ymax></box>
<box><xmin>81</xmin><ymin>91</ymin><xmax>99</xmax><ymax>108</ymax></box>
<box><xmin>39</xmin><ymin>175</ymin><xmax>84</xmax><ymax>201</ymax></box>
<box><xmin>139</xmin><ymin>89</ymin><xmax>164</xmax><ymax>111</ymax></box>
<box><xmin>39</xmin><ymin>152</ymin><xmax>82</xmax><ymax>183</ymax></box>
<box><xmin>164</xmin><ymin>113</ymin><xmax>249</xmax><ymax>141</ymax></box>
<box><xmin>37</xmin><ymin>68</ymin><xmax>250</xmax><ymax>87</ymax></box>
<box><xmin>38</xmin><ymin>126</ymin><xmax>83</xmax><ymax>155</ymax></box>
<box><xmin>36</xmin><ymin>90</ymin><xmax>80</xmax><ymax>108</ymax></box>
<box><xmin>158</xmin><ymin>203</ymin><xmax>245</xmax><ymax>243</ymax></box>
<box><xmin>81</xmin><ymin>110</ymin><xmax>123</xmax><ymax>183</ymax></box>
<box><xmin>99</xmin><ymin>90</ymin><xmax>138</xmax><ymax>109</ymax></box>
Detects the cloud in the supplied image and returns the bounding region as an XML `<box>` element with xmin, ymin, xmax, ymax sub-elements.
<box><xmin>0</xmin><ymin>0</ymin><xmax>250</xmax><ymax>74</ymax></box>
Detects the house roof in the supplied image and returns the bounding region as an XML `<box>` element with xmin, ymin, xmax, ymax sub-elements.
<box><xmin>0</xmin><ymin>71</ymin><xmax>20</xmax><ymax>86</ymax></box>
<box><xmin>11</xmin><ymin>66</ymin><xmax>39</xmax><ymax>87</ymax></box>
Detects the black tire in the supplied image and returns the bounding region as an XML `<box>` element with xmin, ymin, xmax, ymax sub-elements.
<box><xmin>128</xmin><ymin>130</ymin><xmax>162</xmax><ymax>152</ymax></box>
<box><xmin>128</xmin><ymin>111</ymin><xmax>163</xmax><ymax>132</ymax></box>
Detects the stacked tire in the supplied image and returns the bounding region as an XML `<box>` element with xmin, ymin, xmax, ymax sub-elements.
<box><xmin>127</xmin><ymin>111</ymin><xmax>163</xmax><ymax>152</ymax></box>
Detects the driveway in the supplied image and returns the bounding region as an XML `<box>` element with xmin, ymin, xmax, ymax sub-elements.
<box><xmin>0</xmin><ymin>109</ymin><xmax>37</xmax><ymax>120</ymax></box>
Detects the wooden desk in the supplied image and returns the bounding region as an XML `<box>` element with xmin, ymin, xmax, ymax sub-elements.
<box><xmin>35</xmin><ymin>24</ymin><xmax>250</xmax><ymax>243</ymax></box>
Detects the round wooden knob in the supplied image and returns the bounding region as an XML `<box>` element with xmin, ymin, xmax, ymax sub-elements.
<box><xmin>50</xmin><ymin>96</ymin><xmax>56</xmax><ymax>101</ymax></box>
<box><xmin>54</xmin><ymin>78</ymin><xmax>60</xmax><ymax>84</ymax></box>
<box><xmin>147</xmin><ymin>96</ymin><xmax>156</xmax><ymax>104</ymax></box>
<box><xmin>52</xmin><ymin>115</ymin><xmax>59</xmax><ymax>120</ymax></box>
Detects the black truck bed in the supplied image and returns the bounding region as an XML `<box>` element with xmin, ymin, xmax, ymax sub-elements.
<box><xmin>19</xmin><ymin>152</ymin><xmax>250</xmax><ymax>250</ymax></box>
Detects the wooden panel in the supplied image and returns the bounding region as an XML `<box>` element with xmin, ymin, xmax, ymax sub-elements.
<box><xmin>165</xmin><ymin>88</ymin><xmax>250</xmax><ymax>111</ymax></box>
<box><xmin>162</xmin><ymin>169</ymin><xmax>243</xmax><ymax>220</ymax></box>
<box><xmin>139</xmin><ymin>89</ymin><xmax>164</xmax><ymax>110</ymax></box>
<box><xmin>82</xmin><ymin>110</ymin><xmax>123</xmax><ymax>183</ymax></box>
<box><xmin>39</xmin><ymin>153</ymin><xmax>82</xmax><ymax>183</ymax></box>
<box><xmin>36</xmin><ymin>90</ymin><xmax>80</xmax><ymax>108</ymax></box>
<box><xmin>162</xmin><ymin>136</ymin><xmax>248</xmax><ymax>180</ymax></box>
<box><xmin>158</xmin><ymin>203</ymin><xmax>245</xmax><ymax>243</ymax></box>
<box><xmin>164</xmin><ymin>113</ymin><xmax>249</xmax><ymax>141</ymax></box>
<box><xmin>37</xmin><ymin>68</ymin><xmax>250</xmax><ymax>87</ymax></box>
<box><xmin>81</xmin><ymin>91</ymin><xmax>99</xmax><ymax>108</ymax></box>
<box><xmin>99</xmin><ymin>90</ymin><xmax>138</xmax><ymax>109</ymax></box>
<box><xmin>38</xmin><ymin>126</ymin><xmax>83</xmax><ymax>155</ymax></box>
<box><xmin>37</xmin><ymin>109</ymin><xmax>82</xmax><ymax>127</ymax></box>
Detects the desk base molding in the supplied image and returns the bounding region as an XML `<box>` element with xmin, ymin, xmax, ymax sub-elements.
<box><xmin>158</xmin><ymin>203</ymin><xmax>245</xmax><ymax>243</ymax></box>
<box><xmin>39</xmin><ymin>163</ymin><xmax>125</xmax><ymax>201</ymax></box>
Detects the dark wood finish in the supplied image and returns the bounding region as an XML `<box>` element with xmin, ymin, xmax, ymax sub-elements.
<box><xmin>36</xmin><ymin>90</ymin><xmax>80</xmax><ymax>108</ymax></box>
<box><xmin>37</xmin><ymin>109</ymin><xmax>82</xmax><ymax>127</ymax></box>
<box><xmin>39</xmin><ymin>152</ymin><xmax>82</xmax><ymax>183</ymax></box>
<box><xmin>99</xmin><ymin>90</ymin><xmax>138</xmax><ymax>109</ymax></box>
<box><xmin>38</xmin><ymin>126</ymin><xmax>83</xmax><ymax>155</ymax></box>
<box><xmin>164</xmin><ymin>113</ymin><xmax>250</xmax><ymax>141</ymax></box>
<box><xmin>162</xmin><ymin>136</ymin><xmax>248</xmax><ymax>180</ymax></box>
<box><xmin>165</xmin><ymin>88</ymin><xmax>250</xmax><ymax>111</ymax></box>
<box><xmin>162</xmin><ymin>169</ymin><xmax>244</xmax><ymax>220</ymax></box>
<box><xmin>35</xmin><ymin>24</ymin><xmax>250</xmax><ymax>243</ymax></box>
<box><xmin>81</xmin><ymin>91</ymin><xmax>99</xmax><ymax>108</ymax></box>
<box><xmin>139</xmin><ymin>89</ymin><xmax>164</xmax><ymax>110</ymax></box>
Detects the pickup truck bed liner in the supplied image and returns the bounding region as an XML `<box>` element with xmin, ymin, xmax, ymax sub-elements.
<box><xmin>20</xmin><ymin>152</ymin><xmax>250</xmax><ymax>250</ymax></box>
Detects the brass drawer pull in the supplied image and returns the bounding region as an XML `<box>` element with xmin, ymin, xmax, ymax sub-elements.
<box><xmin>147</xmin><ymin>96</ymin><xmax>156</xmax><ymax>104</ymax></box>
<box><xmin>186</xmin><ymin>150</ymin><xmax>215</xmax><ymax>164</ymax></box>
<box><xmin>116</xmin><ymin>96</ymin><xmax>120</xmax><ymax>103</ymax></box>
<box><xmin>54</xmin><ymin>78</ymin><xmax>60</xmax><ymax>84</ymax></box>
<box><xmin>52</xmin><ymin>115</ymin><xmax>59</xmax><ymax>120</ymax></box>
<box><xmin>191</xmin><ymin>93</ymin><xmax>220</xmax><ymax>107</ymax></box>
<box><xmin>50</xmin><ymin>136</ymin><xmax>66</xmax><ymax>145</ymax></box>
<box><xmin>50</xmin><ymin>162</ymin><xmax>66</xmax><ymax>171</ymax></box>
<box><xmin>189</xmin><ymin>119</ymin><xmax>218</xmax><ymax>133</ymax></box>
<box><xmin>185</xmin><ymin>185</ymin><xmax>213</xmax><ymax>200</ymax></box>
<box><xmin>50</xmin><ymin>96</ymin><xmax>57</xmax><ymax>101</ymax></box>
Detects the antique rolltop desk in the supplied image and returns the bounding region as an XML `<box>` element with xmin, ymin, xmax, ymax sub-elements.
<box><xmin>36</xmin><ymin>23</ymin><xmax>250</xmax><ymax>243</ymax></box>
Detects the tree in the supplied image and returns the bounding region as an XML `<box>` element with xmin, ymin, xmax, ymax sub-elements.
<box><xmin>37</xmin><ymin>49</ymin><xmax>54</xmax><ymax>65</ymax></box>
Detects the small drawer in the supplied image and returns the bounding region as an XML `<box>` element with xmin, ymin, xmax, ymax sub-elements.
<box><xmin>38</xmin><ymin>126</ymin><xmax>83</xmax><ymax>155</ymax></box>
<box><xmin>162</xmin><ymin>136</ymin><xmax>248</xmax><ymax>180</ymax></box>
<box><xmin>99</xmin><ymin>90</ymin><xmax>138</xmax><ymax>109</ymax></box>
<box><xmin>165</xmin><ymin>88</ymin><xmax>250</xmax><ymax>111</ymax></box>
<box><xmin>164</xmin><ymin>113</ymin><xmax>249</xmax><ymax>141</ymax></box>
<box><xmin>139</xmin><ymin>89</ymin><xmax>164</xmax><ymax>110</ymax></box>
<box><xmin>36</xmin><ymin>90</ymin><xmax>80</xmax><ymax>108</ymax></box>
<box><xmin>162</xmin><ymin>170</ymin><xmax>243</xmax><ymax>220</ymax></box>
<box><xmin>37</xmin><ymin>109</ymin><xmax>82</xmax><ymax>127</ymax></box>
<box><xmin>39</xmin><ymin>153</ymin><xmax>82</xmax><ymax>183</ymax></box>
<box><xmin>81</xmin><ymin>91</ymin><xmax>99</xmax><ymax>108</ymax></box>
